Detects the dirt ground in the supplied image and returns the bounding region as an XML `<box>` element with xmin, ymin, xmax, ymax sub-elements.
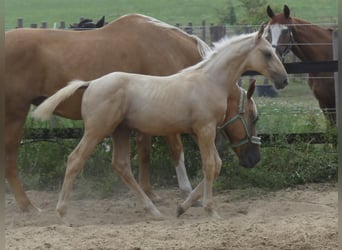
<box><xmin>5</xmin><ymin>183</ymin><xmax>337</xmax><ymax>250</ymax></box>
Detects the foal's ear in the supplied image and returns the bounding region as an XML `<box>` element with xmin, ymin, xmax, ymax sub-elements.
<box><xmin>257</xmin><ymin>22</ymin><xmax>266</xmax><ymax>40</ymax></box>
<box><xmin>247</xmin><ymin>80</ymin><xmax>256</xmax><ymax>99</ymax></box>
<box><xmin>267</xmin><ymin>5</ymin><xmax>275</xmax><ymax>18</ymax></box>
<box><xmin>284</xmin><ymin>5</ymin><xmax>290</xmax><ymax>18</ymax></box>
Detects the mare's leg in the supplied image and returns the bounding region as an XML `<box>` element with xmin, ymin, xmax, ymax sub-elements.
<box><xmin>177</xmin><ymin>127</ymin><xmax>222</xmax><ymax>218</ymax></box>
<box><xmin>5</xmin><ymin>103</ymin><xmax>40</xmax><ymax>212</ymax></box>
<box><xmin>137</xmin><ymin>133</ymin><xmax>162</xmax><ymax>202</ymax></box>
<box><xmin>56</xmin><ymin>131</ymin><xmax>104</xmax><ymax>218</ymax></box>
<box><xmin>112</xmin><ymin>127</ymin><xmax>163</xmax><ymax>219</ymax></box>
<box><xmin>165</xmin><ymin>135</ymin><xmax>192</xmax><ymax>196</ymax></box>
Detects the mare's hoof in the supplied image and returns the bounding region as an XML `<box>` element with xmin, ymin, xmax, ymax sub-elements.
<box><xmin>176</xmin><ymin>204</ymin><xmax>185</xmax><ymax>217</ymax></box>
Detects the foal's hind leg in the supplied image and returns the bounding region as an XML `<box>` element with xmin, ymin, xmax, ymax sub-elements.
<box><xmin>56</xmin><ymin>131</ymin><xmax>105</xmax><ymax>219</ymax></box>
<box><xmin>112</xmin><ymin>127</ymin><xmax>163</xmax><ymax>219</ymax></box>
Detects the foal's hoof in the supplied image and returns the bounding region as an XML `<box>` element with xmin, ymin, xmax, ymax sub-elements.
<box><xmin>20</xmin><ymin>203</ymin><xmax>42</xmax><ymax>213</ymax></box>
<box><xmin>176</xmin><ymin>204</ymin><xmax>185</xmax><ymax>218</ymax></box>
<box><xmin>146</xmin><ymin>192</ymin><xmax>163</xmax><ymax>203</ymax></box>
<box><xmin>191</xmin><ymin>200</ymin><xmax>203</xmax><ymax>208</ymax></box>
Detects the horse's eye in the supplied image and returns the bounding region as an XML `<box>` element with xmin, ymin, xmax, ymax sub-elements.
<box><xmin>263</xmin><ymin>50</ymin><xmax>272</xmax><ymax>59</ymax></box>
<box><xmin>251</xmin><ymin>115</ymin><xmax>259</xmax><ymax>124</ymax></box>
<box><xmin>281</xmin><ymin>28</ymin><xmax>290</xmax><ymax>34</ymax></box>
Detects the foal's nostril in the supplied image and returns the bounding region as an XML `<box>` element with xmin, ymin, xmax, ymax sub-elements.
<box><xmin>283</xmin><ymin>78</ymin><xmax>288</xmax><ymax>86</ymax></box>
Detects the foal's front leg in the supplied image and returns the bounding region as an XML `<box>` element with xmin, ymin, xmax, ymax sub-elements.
<box><xmin>112</xmin><ymin>127</ymin><xmax>163</xmax><ymax>220</ymax></box>
<box><xmin>177</xmin><ymin>127</ymin><xmax>222</xmax><ymax>218</ymax></box>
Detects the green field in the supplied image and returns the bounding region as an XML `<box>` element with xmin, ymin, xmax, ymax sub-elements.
<box><xmin>5</xmin><ymin>0</ymin><xmax>338</xmax><ymax>30</ymax></box>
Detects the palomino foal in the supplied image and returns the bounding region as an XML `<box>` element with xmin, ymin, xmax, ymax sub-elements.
<box><xmin>33</xmin><ymin>24</ymin><xmax>288</xmax><ymax>220</ymax></box>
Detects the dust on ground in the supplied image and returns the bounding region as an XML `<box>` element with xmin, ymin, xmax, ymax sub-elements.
<box><xmin>5</xmin><ymin>183</ymin><xmax>337</xmax><ymax>250</ymax></box>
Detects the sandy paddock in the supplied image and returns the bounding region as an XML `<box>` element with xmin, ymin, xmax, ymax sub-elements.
<box><xmin>5</xmin><ymin>183</ymin><xmax>337</xmax><ymax>250</ymax></box>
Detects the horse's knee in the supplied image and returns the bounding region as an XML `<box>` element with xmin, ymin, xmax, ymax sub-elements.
<box><xmin>112</xmin><ymin>160</ymin><xmax>131</xmax><ymax>177</ymax></box>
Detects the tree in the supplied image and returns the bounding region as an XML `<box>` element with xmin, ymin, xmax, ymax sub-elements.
<box><xmin>217</xmin><ymin>0</ymin><xmax>237</xmax><ymax>25</ymax></box>
<box><xmin>218</xmin><ymin>0</ymin><xmax>272</xmax><ymax>25</ymax></box>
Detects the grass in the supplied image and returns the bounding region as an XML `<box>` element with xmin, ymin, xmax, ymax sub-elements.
<box><xmin>5</xmin><ymin>0</ymin><xmax>338</xmax><ymax>30</ymax></box>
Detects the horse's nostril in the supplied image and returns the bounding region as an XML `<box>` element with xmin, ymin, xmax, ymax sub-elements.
<box><xmin>283</xmin><ymin>78</ymin><xmax>288</xmax><ymax>86</ymax></box>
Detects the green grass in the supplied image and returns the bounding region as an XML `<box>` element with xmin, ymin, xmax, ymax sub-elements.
<box><xmin>5</xmin><ymin>0</ymin><xmax>338</xmax><ymax>30</ymax></box>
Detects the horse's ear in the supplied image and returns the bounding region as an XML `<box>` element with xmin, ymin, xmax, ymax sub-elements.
<box><xmin>257</xmin><ymin>22</ymin><xmax>266</xmax><ymax>40</ymax></box>
<box><xmin>267</xmin><ymin>5</ymin><xmax>275</xmax><ymax>18</ymax></box>
<box><xmin>284</xmin><ymin>5</ymin><xmax>290</xmax><ymax>18</ymax></box>
<box><xmin>247</xmin><ymin>80</ymin><xmax>256</xmax><ymax>99</ymax></box>
<box><xmin>96</xmin><ymin>16</ymin><xmax>105</xmax><ymax>28</ymax></box>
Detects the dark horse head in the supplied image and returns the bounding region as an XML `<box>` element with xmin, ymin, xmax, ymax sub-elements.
<box><xmin>218</xmin><ymin>80</ymin><xmax>261</xmax><ymax>168</ymax></box>
<box><xmin>70</xmin><ymin>16</ymin><xmax>105</xmax><ymax>30</ymax></box>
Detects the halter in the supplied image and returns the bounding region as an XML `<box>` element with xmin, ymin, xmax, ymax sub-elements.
<box><xmin>272</xmin><ymin>26</ymin><xmax>294</xmax><ymax>62</ymax></box>
<box><xmin>218</xmin><ymin>90</ymin><xmax>261</xmax><ymax>148</ymax></box>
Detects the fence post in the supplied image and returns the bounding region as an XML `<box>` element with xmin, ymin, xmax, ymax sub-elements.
<box><xmin>30</xmin><ymin>24</ymin><xmax>37</xmax><ymax>28</ymax></box>
<box><xmin>40</xmin><ymin>21</ymin><xmax>47</xmax><ymax>29</ymax></box>
<box><xmin>59</xmin><ymin>21</ymin><xmax>66</xmax><ymax>29</ymax></box>
<box><xmin>333</xmin><ymin>30</ymin><xmax>339</xmax><ymax>127</ymax></box>
<box><xmin>16</xmin><ymin>18</ymin><xmax>23</xmax><ymax>28</ymax></box>
<box><xmin>201</xmin><ymin>20</ymin><xmax>206</xmax><ymax>43</ymax></box>
<box><xmin>185</xmin><ymin>22</ymin><xmax>193</xmax><ymax>34</ymax></box>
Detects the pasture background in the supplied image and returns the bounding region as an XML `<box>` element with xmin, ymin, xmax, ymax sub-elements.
<box><xmin>5</xmin><ymin>0</ymin><xmax>338</xmax><ymax>196</ymax></box>
<box><xmin>5</xmin><ymin>0</ymin><xmax>338</xmax><ymax>30</ymax></box>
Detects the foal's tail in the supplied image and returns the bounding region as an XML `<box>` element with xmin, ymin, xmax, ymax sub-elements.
<box><xmin>32</xmin><ymin>80</ymin><xmax>90</xmax><ymax>121</ymax></box>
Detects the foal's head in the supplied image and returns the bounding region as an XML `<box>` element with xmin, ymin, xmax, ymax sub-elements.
<box><xmin>245</xmin><ymin>23</ymin><xmax>288</xmax><ymax>89</ymax></box>
<box><xmin>219</xmin><ymin>80</ymin><xmax>260</xmax><ymax>168</ymax></box>
<box><xmin>266</xmin><ymin>5</ymin><xmax>294</xmax><ymax>59</ymax></box>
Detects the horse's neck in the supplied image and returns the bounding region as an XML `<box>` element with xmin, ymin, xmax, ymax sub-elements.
<box><xmin>291</xmin><ymin>18</ymin><xmax>333</xmax><ymax>61</ymax></box>
<box><xmin>202</xmin><ymin>47</ymin><xmax>248</xmax><ymax>88</ymax></box>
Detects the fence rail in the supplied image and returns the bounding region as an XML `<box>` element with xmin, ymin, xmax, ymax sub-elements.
<box><xmin>22</xmin><ymin>128</ymin><xmax>337</xmax><ymax>146</ymax></box>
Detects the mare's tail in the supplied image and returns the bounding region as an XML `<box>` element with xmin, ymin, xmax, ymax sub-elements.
<box><xmin>32</xmin><ymin>80</ymin><xmax>90</xmax><ymax>120</ymax></box>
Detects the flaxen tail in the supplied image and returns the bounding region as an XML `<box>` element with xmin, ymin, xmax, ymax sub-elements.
<box><xmin>32</xmin><ymin>80</ymin><xmax>90</xmax><ymax>121</ymax></box>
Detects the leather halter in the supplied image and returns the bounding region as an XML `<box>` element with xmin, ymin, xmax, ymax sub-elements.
<box><xmin>218</xmin><ymin>90</ymin><xmax>261</xmax><ymax>148</ymax></box>
<box><xmin>272</xmin><ymin>26</ymin><xmax>294</xmax><ymax>62</ymax></box>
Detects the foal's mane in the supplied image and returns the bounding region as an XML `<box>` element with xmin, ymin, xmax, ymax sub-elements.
<box><xmin>181</xmin><ymin>32</ymin><xmax>257</xmax><ymax>73</ymax></box>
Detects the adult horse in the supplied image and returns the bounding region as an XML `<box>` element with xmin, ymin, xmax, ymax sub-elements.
<box><xmin>32</xmin><ymin>24</ymin><xmax>288</xmax><ymax>220</ymax></box>
<box><xmin>5</xmin><ymin>14</ymin><xmax>211</xmax><ymax>212</ymax></box>
<box><xmin>266</xmin><ymin>5</ymin><xmax>336</xmax><ymax>126</ymax></box>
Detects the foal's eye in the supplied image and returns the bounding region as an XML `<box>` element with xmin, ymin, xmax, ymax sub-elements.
<box><xmin>263</xmin><ymin>50</ymin><xmax>272</xmax><ymax>59</ymax></box>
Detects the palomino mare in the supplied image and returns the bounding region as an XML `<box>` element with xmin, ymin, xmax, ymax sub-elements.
<box><xmin>5</xmin><ymin>14</ymin><xmax>211</xmax><ymax>212</ymax></box>
<box><xmin>267</xmin><ymin>5</ymin><xmax>336</xmax><ymax>126</ymax></box>
<box><xmin>69</xmin><ymin>16</ymin><xmax>105</xmax><ymax>30</ymax></box>
<box><xmin>32</xmin><ymin>24</ymin><xmax>288</xmax><ymax>220</ymax></box>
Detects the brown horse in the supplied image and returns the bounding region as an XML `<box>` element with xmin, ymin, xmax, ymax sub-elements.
<box><xmin>5</xmin><ymin>14</ymin><xmax>211</xmax><ymax>212</ymax></box>
<box><xmin>266</xmin><ymin>5</ymin><xmax>336</xmax><ymax>126</ymax></box>
<box><xmin>32</xmin><ymin>25</ymin><xmax>288</xmax><ymax>220</ymax></box>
